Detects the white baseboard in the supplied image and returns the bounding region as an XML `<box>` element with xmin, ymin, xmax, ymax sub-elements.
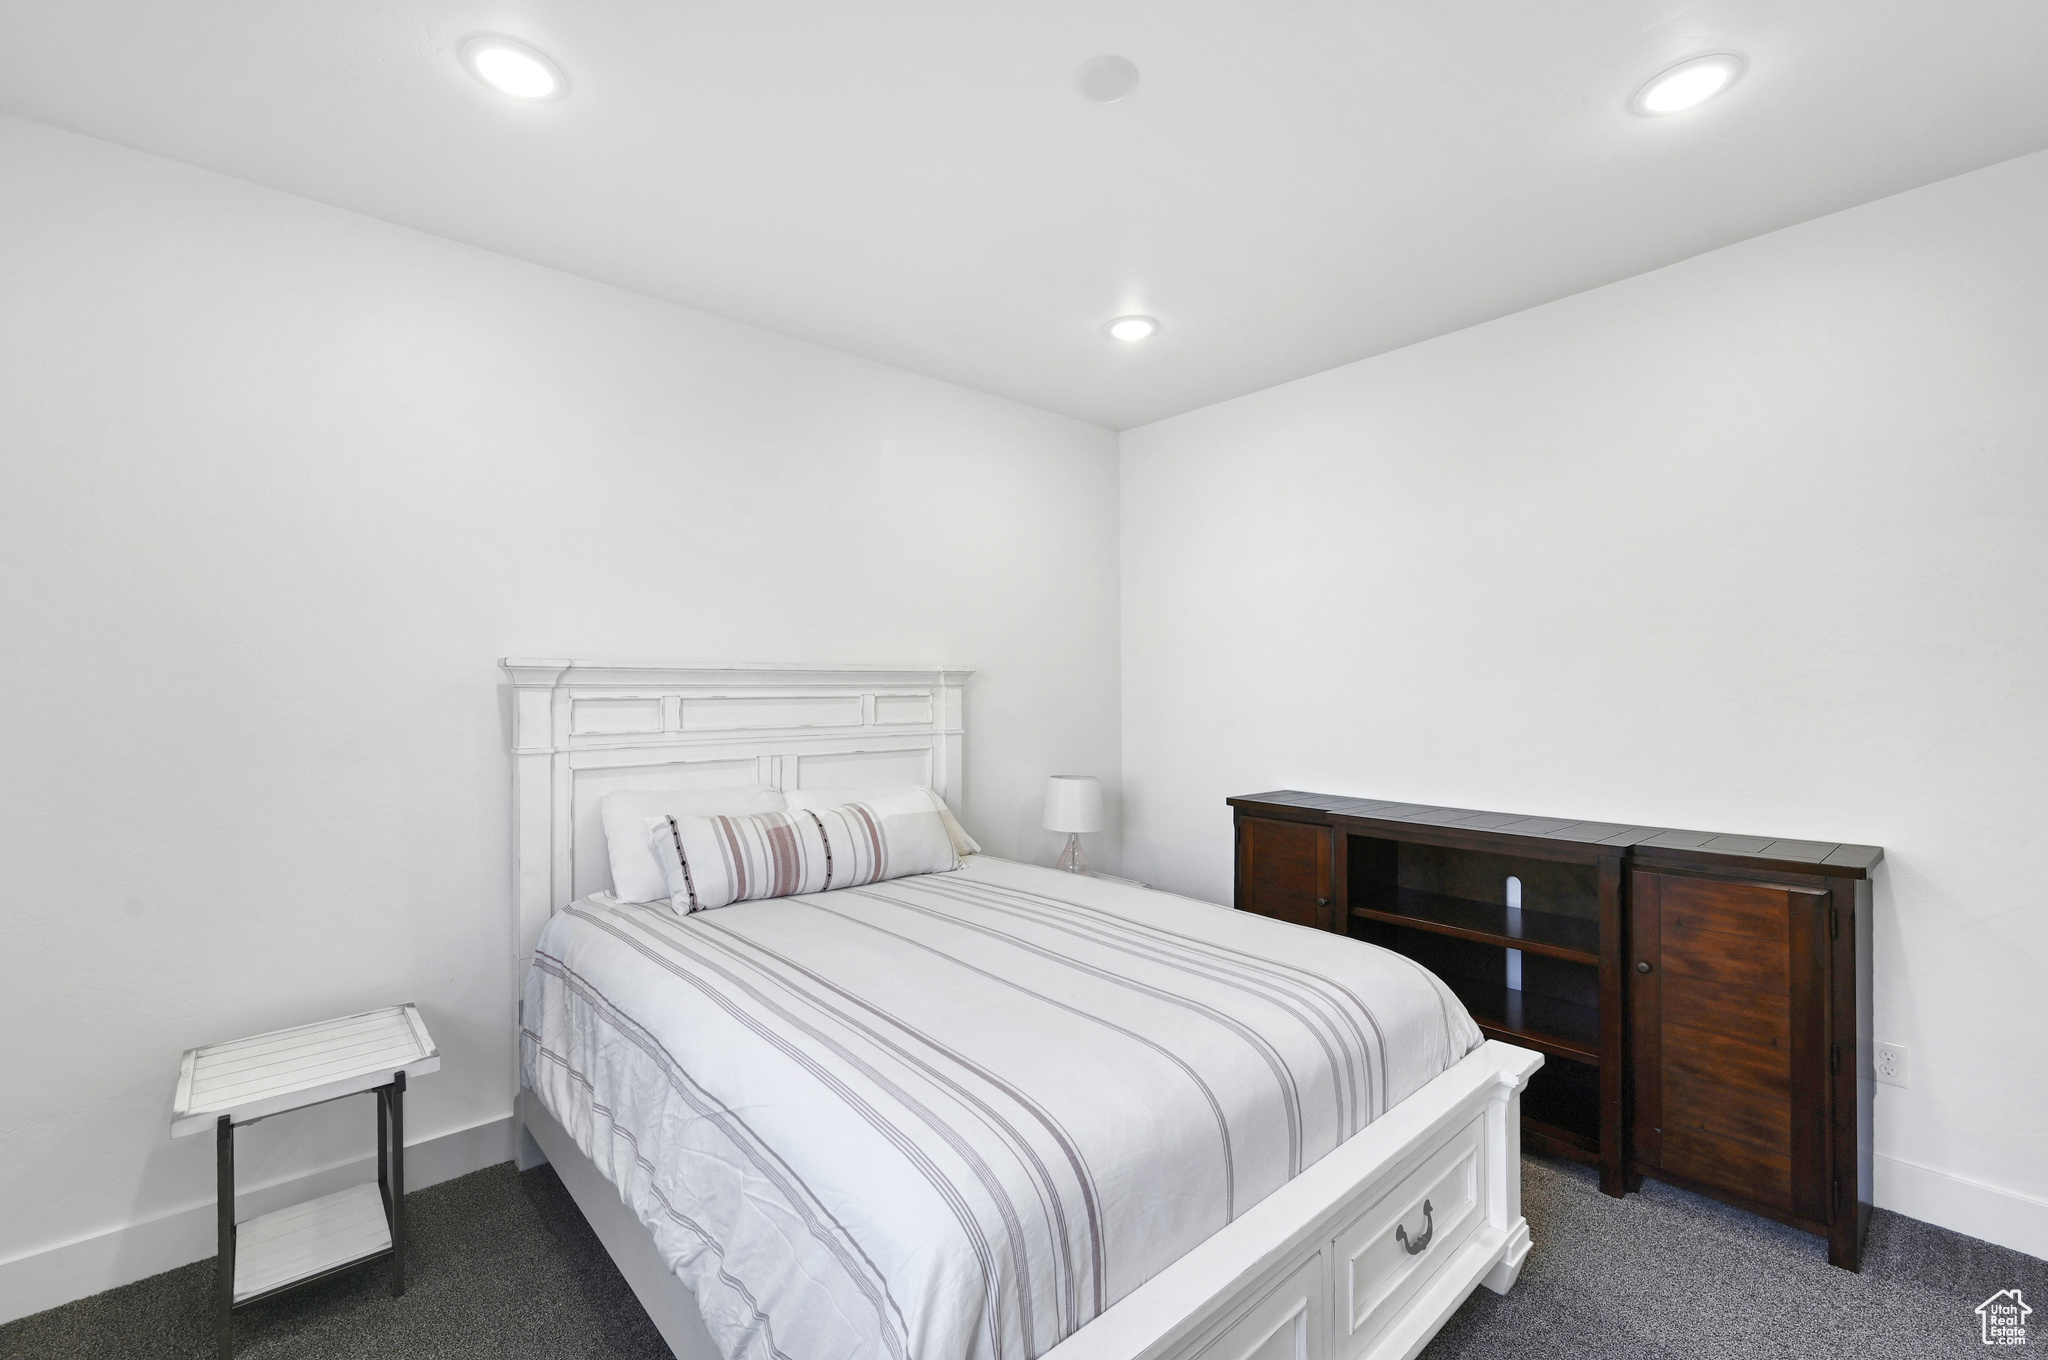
<box><xmin>7</xmin><ymin>1124</ymin><xmax>2036</xmax><ymax>1326</ymax></box>
<box><xmin>1876</xmin><ymin>1153</ymin><xmax>2048</xmax><ymax>1261</ymax></box>
<box><xmin>0</xmin><ymin>1114</ymin><xmax>517</xmax><ymax>1326</ymax></box>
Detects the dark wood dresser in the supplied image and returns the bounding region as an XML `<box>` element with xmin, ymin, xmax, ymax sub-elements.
<box><xmin>1229</xmin><ymin>789</ymin><xmax>1881</xmax><ymax>1270</ymax></box>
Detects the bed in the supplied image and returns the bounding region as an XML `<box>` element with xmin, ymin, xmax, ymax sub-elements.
<box><xmin>501</xmin><ymin>660</ymin><xmax>1540</xmax><ymax>1360</ymax></box>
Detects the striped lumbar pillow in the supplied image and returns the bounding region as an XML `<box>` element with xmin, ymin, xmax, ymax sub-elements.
<box><xmin>645</xmin><ymin>803</ymin><xmax>960</xmax><ymax>912</ymax></box>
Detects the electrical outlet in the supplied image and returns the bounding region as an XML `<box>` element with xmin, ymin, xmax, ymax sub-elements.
<box><xmin>1874</xmin><ymin>1042</ymin><xmax>1908</xmax><ymax>1087</ymax></box>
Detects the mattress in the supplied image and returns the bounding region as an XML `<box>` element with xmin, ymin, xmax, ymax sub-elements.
<box><xmin>522</xmin><ymin>855</ymin><xmax>1483</xmax><ymax>1360</ymax></box>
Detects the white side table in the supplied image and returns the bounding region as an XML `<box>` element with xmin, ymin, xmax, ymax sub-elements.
<box><xmin>173</xmin><ymin>1005</ymin><xmax>439</xmax><ymax>1359</ymax></box>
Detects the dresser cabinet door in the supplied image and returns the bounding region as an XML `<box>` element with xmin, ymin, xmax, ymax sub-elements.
<box><xmin>1236</xmin><ymin>817</ymin><xmax>1333</xmax><ymax>930</ymax></box>
<box><xmin>1630</xmin><ymin>870</ymin><xmax>1830</xmax><ymax>1220</ymax></box>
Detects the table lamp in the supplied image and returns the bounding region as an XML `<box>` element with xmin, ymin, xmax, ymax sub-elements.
<box><xmin>1043</xmin><ymin>774</ymin><xmax>1102</xmax><ymax>873</ymax></box>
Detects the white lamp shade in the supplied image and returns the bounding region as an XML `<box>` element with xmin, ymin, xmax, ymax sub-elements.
<box><xmin>1042</xmin><ymin>775</ymin><xmax>1103</xmax><ymax>833</ymax></box>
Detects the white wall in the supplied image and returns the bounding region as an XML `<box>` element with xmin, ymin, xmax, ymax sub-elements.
<box><xmin>1120</xmin><ymin>149</ymin><xmax>2048</xmax><ymax>1257</ymax></box>
<box><xmin>0</xmin><ymin>112</ymin><xmax>1121</xmax><ymax>1318</ymax></box>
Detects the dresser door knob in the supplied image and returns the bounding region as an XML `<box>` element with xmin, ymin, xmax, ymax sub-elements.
<box><xmin>1636</xmin><ymin>961</ymin><xmax>1652</xmax><ymax>974</ymax></box>
<box><xmin>1316</xmin><ymin>898</ymin><xmax>1330</xmax><ymax>908</ymax></box>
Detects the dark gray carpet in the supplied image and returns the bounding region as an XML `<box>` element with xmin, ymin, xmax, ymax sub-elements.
<box><xmin>1423</xmin><ymin>1154</ymin><xmax>2046</xmax><ymax>1359</ymax></box>
<box><xmin>0</xmin><ymin>1162</ymin><xmax>667</xmax><ymax>1360</ymax></box>
<box><xmin>4</xmin><ymin>1153</ymin><xmax>2040</xmax><ymax>1358</ymax></box>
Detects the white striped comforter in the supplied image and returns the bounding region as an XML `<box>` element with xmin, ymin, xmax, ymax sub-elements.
<box><xmin>522</xmin><ymin>856</ymin><xmax>1482</xmax><ymax>1360</ymax></box>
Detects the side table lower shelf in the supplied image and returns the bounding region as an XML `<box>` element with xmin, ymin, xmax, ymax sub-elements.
<box><xmin>233</xmin><ymin>1183</ymin><xmax>393</xmax><ymax>1304</ymax></box>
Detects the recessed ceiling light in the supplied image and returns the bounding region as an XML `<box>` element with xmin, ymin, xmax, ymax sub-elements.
<box><xmin>462</xmin><ymin>36</ymin><xmax>565</xmax><ymax>101</ymax></box>
<box><xmin>1107</xmin><ymin>315</ymin><xmax>1159</xmax><ymax>342</ymax></box>
<box><xmin>1632</xmin><ymin>54</ymin><xmax>1744</xmax><ymax>115</ymax></box>
<box><xmin>1076</xmin><ymin>55</ymin><xmax>1141</xmax><ymax>104</ymax></box>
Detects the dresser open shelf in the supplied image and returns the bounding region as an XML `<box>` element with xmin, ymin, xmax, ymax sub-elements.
<box><xmin>1442</xmin><ymin>977</ymin><xmax>1601</xmax><ymax>1062</ymax></box>
<box><xmin>1233</xmin><ymin>793</ymin><xmax>1628</xmax><ymax>1194</ymax></box>
<box><xmin>1345</xmin><ymin>831</ymin><xmax>1618</xmax><ymax>1182</ymax></box>
<box><xmin>1348</xmin><ymin>886</ymin><xmax>1601</xmax><ymax>964</ymax></box>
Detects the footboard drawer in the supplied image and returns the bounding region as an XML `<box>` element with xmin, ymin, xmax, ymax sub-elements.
<box><xmin>1330</xmin><ymin>1113</ymin><xmax>1485</xmax><ymax>1356</ymax></box>
<box><xmin>1190</xmin><ymin>1253</ymin><xmax>1326</xmax><ymax>1360</ymax></box>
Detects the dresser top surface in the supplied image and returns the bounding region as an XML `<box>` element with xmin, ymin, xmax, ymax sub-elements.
<box><xmin>1228</xmin><ymin>790</ymin><xmax>1883</xmax><ymax>878</ymax></box>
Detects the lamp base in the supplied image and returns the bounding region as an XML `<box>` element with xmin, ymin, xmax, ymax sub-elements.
<box><xmin>1054</xmin><ymin>832</ymin><xmax>1090</xmax><ymax>874</ymax></box>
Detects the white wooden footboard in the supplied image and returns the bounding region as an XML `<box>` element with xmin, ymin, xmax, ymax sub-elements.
<box><xmin>1042</xmin><ymin>1040</ymin><xmax>1542</xmax><ymax>1360</ymax></box>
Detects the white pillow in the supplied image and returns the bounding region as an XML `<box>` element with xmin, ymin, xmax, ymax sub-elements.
<box><xmin>784</xmin><ymin>785</ymin><xmax>981</xmax><ymax>857</ymax></box>
<box><xmin>647</xmin><ymin>802</ymin><xmax>959</xmax><ymax>912</ymax></box>
<box><xmin>600</xmin><ymin>785</ymin><xmax>787</xmax><ymax>902</ymax></box>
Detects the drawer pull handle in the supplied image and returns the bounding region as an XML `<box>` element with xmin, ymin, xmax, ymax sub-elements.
<box><xmin>1394</xmin><ymin>1199</ymin><xmax>1434</xmax><ymax>1255</ymax></box>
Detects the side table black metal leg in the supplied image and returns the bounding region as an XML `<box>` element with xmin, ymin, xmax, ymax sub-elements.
<box><xmin>216</xmin><ymin>1115</ymin><xmax>234</xmax><ymax>1360</ymax></box>
<box><xmin>390</xmin><ymin>1070</ymin><xmax>405</xmax><ymax>1298</ymax></box>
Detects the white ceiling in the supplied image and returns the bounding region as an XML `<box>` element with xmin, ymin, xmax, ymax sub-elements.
<box><xmin>5</xmin><ymin>2</ymin><xmax>2047</xmax><ymax>429</ymax></box>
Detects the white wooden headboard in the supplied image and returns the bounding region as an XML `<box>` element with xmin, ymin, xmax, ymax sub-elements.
<box><xmin>499</xmin><ymin>659</ymin><xmax>972</xmax><ymax>969</ymax></box>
